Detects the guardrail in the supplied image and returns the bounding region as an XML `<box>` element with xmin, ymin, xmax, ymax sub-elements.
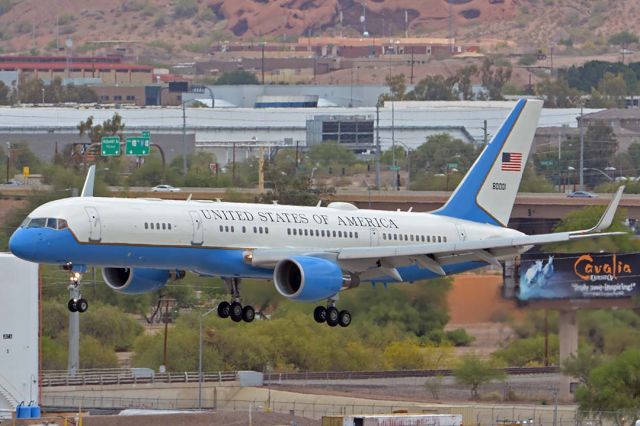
<box><xmin>41</xmin><ymin>369</ymin><xmax>237</xmax><ymax>387</ymax></box>
<box><xmin>264</xmin><ymin>366</ymin><xmax>559</xmax><ymax>382</ymax></box>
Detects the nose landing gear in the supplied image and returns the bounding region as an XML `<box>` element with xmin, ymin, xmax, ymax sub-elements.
<box><xmin>217</xmin><ymin>278</ymin><xmax>255</xmax><ymax>323</ymax></box>
<box><xmin>64</xmin><ymin>263</ymin><xmax>88</xmax><ymax>313</ymax></box>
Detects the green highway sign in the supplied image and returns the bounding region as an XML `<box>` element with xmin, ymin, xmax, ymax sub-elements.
<box><xmin>101</xmin><ymin>136</ymin><xmax>121</xmax><ymax>156</ymax></box>
<box><xmin>142</xmin><ymin>130</ymin><xmax>150</xmax><ymax>140</ymax></box>
<box><xmin>447</xmin><ymin>162</ymin><xmax>458</xmax><ymax>169</ymax></box>
<box><xmin>540</xmin><ymin>160</ymin><xmax>554</xmax><ymax>166</ymax></box>
<box><xmin>126</xmin><ymin>137</ymin><xmax>150</xmax><ymax>156</ymax></box>
<box><xmin>388</xmin><ymin>166</ymin><xmax>401</xmax><ymax>171</ymax></box>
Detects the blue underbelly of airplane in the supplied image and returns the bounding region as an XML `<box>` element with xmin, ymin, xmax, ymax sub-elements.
<box><xmin>10</xmin><ymin>228</ymin><xmax>486</xmax><ymax>283</ymax></box>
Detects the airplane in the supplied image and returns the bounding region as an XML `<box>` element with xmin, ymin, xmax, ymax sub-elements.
<box><xmin>9</xmin><ymin>99</ymin><xmax>626</xmax><ymax>327</ymax></box>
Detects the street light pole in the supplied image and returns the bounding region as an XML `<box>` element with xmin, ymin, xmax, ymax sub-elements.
<box><xmin>5</xmin><ymin>142</ymin><xmax>10</xmax><ymax>183</ymax></box>
<box><xmin>579</xmin><ymin>103</ymin><xmax>584</xmax><ymax>189</ymax></box>
<box><xmin>198</xmin><ymin>307</ymin><xmax>217</xmax><ymax>410</ymax></box>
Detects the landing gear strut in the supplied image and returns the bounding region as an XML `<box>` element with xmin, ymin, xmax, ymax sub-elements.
<box><xmin>64</xmin><ymin>264</ymin><xmax>88</xmax><ymax>313</ymax></box>
<box><xmin>313</xmin><ymin>300</ymin><xmax>351</xmax><ymax>328</ymax></box>
<box><xmin>217</xmin><ymin>278</ymin><xmax>255</xmax><ymax>323</ymax></box>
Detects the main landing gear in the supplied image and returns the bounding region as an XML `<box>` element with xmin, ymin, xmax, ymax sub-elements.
<box><xmin>217</xmin><ymin>278</ymin><xmax>255</xmax><ymax>323</ymax></box>
<box><xmin>64</xmin><ymin>263</ymin><xmax>88</xmax><ymax>313</ymax></box>
<box><xmin>313</xmin><ymin>302</ymin><xmax>351</xmax><ymax>328</ymax></box>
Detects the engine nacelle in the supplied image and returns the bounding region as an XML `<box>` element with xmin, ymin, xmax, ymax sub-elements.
<box><xmin>102</xmin><ymin>267</ymin><xmax>184</xmax><ymax>295</ymax></box>
<box><xmin>273</xmin><ymin>256</ymin><xmax>356</xmax><ymax>302</ymax></box>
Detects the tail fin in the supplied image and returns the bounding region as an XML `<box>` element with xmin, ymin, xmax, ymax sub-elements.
<box><xmin>433</xmin><ymin>99</ymin><xmax>543</xmax><ymax>226</ymax></box>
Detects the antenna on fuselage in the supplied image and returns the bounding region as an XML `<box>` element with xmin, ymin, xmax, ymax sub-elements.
<box><xmin>80</xmin><ymin>165</ymin><xmax>96</xmax><ymax>197</ymax></box>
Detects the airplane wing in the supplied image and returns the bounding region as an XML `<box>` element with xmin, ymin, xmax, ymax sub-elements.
<box><xmin>250</xmin><ymin>186</ymin><xmax>626</xmax><ymax>281</ymax></box>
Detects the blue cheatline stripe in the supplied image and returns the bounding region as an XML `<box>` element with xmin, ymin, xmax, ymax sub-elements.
<box><xmin>432</xmin><ymin>99</ymin><xmax>527</xmax><ymax>225</ymax></box>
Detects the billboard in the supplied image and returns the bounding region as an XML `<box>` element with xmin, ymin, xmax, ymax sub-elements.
<box><xmin>517</xmin><ymin>252</ymin><xmax>639</xmax><ymax>301</ymax></box>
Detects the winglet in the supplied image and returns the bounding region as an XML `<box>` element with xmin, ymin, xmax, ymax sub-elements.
<box><xmin>80</xmin><ymin>165</ymin><xmax>96</xmax><ymax>197</ymax></box>
<box><xmin>588</xmin><ymin>185</ymin><xmax>625</xmax><ymax>233</ymax></box>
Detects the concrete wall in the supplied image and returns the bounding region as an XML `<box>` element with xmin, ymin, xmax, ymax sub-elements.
<box><xmin>0</xmin><ymin>254</ymin><xmax>39</xmax><ymax>414</ymax></box>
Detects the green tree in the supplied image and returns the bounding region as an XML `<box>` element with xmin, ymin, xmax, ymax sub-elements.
<box><xmin>383</xmin><ymin>340</ymin><xmax>425</xmax><ymax>369</ymax></box>
<box><xmin>78</xmin><ymin>113</ymin><xmax>126</xmax><ymax>145</ymax></box>
<box><xmin>597</xmin><ymin>72</ymin><xmax>628</xmax><ymax>107</ymax></box>
<box><xmin>536</xmin><ymin>78</ymin><xmax>580</xmax><ymax>108</ymax></box>
<box><xmin>81</xmin><ymin>304</ymin><xmax>144</xmax><ymax>351</ymax></box>
<box><xmin>0</xmin><ymin>81</ymin><xmax>9</xmax><ymax>104</ymax></box>
<box><xmin>562</xmin><ymin>347</ymin><xmax>602</xmax><ymax>410</ymax></box>
<box><xmin>410</xmin><ymin>133</ymin><xmax>476</xmax><ymax>175</ymax></box>
<box><xmin>481</xmin><ymin>57</ymin><xmax>512</xmax><ymax>100</ymax></box>
<box><xmin>215</xmin><ymin>70</ymin><xmax>259</xmax><ymax>85</ymax></box>
<box><xmin>307</xmin><ymin>142</ymin><xmax>356</xmax><ymax>168</ymax></box>
<box><xmin>454</xmin><ymin>353</ymin><xmax>506</xmax><ymax>399</ymax></box>
<box><xmin>628</xmin><ymin>142</ymin><xmax>640</xmax><ymax>174</ymax></box>
<box><xmin>385</xmin><ymin>74</ymin><xmax>407</xmax><ymax>100</ymax></box>
<box><xmin>493</xmin><ymin>335</ymin><xmax>559</xmax><ymax>366</ymax></box>
<box><xmin>576</xmin><ymin>349</ymin><xmax>640</xmax><ymax>423</ymax></box>
<box><xmin>455</xmin><ymin>65</ymin><xmax>478</xmax><ymax>100</ymax></box>
<box><xmin>173</xmin><ymin>0</ymin><xmax>198</xmax><ymax>18</ymax></box>
<box><xmin>409</xmin><ymin>75</ymin><xmax>457</xmax><ymax>100</ymax></box>
<box><xmin>608</xmin><ymin>31</ymin><xmax>639</xmax><ymax>53</ymax></box>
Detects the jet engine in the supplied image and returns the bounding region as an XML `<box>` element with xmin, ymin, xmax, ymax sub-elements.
<box><xmin>273</xmin><ymin>256</ymin><xmax>358</xmax><ymax>302</ymax></box>
<box><xmin>102</xmin><ymin>267</ymin><xmax>185</xmax><ymax>295</ymax></box>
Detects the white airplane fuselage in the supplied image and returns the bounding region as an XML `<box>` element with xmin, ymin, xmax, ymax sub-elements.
<box><xmin>10</xmin><ymin>196</ymin><xmax>525</xmax><ymax>282</ymax></box>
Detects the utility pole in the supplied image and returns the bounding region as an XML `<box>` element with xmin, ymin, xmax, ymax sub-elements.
<box><xmin>375</xmin><ymin>105</ymin><xmax>381</xmax><ymax>189</ymax></box>
<box><xmin>579</xmin><ymin>103</ymin><xmax>584</xmax><ymax>189</ymax></box>
<box><xmin>483</xmin><ymin>120</ymin><xmax>488</xmax><ymax>145</ymax></box>
<box><xmin>232</xmin><ymin>142</ymin><xmax>237</xmax><ymax>185</ymax></box>
<box><xmin>261</xmin><ymin>42</ymin><xmax>265</xmax><ymax>85</ymax></box>
<box><xmin>5</xmin><ymin>142</ymin><xmax>10</xmax><ymax>183</ymax></box>
<box><xmin>182</xmin><ymin>101</ymin><xmax>187</xmax><ymax>175</ymax></box>
<box><xmin>392</xmin><ymin>100</ymin><xmax>398</xmax><ymax>190</ymax></box>
<box><xmin>410</xmin><ymin>47</ymin><xmax>414</xmax><ymax>85</ymax></box>
<box><xmin>161</xmin><ymin>298</ymin><xmax>171</xmax><ymax>372</ymax></box>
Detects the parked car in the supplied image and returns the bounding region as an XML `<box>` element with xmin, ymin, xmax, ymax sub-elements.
<box><xmin>151</xmin><ymin>184</ymin><xmax>181</xmax><ymax>192</ymax></box>
<box><xmin>567</xmin><ymin>191</ymin><xmax>597</xmax><ymax>198</ymax></box>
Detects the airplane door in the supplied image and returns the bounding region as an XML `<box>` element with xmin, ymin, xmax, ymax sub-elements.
<box><xmin>189</xmin><ymin>211</ymin><xmax>204</xmax><ymax>246</ymax></box>
<box><xmin>455</xmin><ymin>224</ymin><xmax>467</xmax><ymax>241</ymax></box>
<box><xmin>369</xmin><ymin>228</ymin><xmax>380</xmax><ymax>247</ymax></box>
<box><xmin>84</xmin><ymin>207</ymin><xmax>101</xmax><ymax>242</ymax></box>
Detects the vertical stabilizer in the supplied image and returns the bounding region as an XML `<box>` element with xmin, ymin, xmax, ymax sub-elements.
<box><xmin>433</xmin><ymin>99</ymin><xmax>543</xmax><ymax>226</ymax></box>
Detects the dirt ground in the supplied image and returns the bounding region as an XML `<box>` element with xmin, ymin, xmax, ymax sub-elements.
<box><xmin>0</xmin><ymin>198</ymin><xmax>26</xmax><ymax>226</ymax></box>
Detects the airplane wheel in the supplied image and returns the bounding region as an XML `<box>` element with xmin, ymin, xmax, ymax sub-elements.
<box><xmin>217</xmin><ymin>301</ymin><xmax>230</xmax><ymax>319</ymax></box>
<box><xmin>338</xmin><ymin>310</ymin><xmax>351</xmax><ymax>327</ymax></box>
<box><xmin>326</xmin><ymin>307</ymin><xmax>339</xmax><ymax>327</ymax></box>
<box><xmin>230</xmin><ymin>302</ymin><xmax>243</xmax><ymax>322</ymax></box>
<box><xmin>77</xmin><ymin>298</ymin><xmax>89</xmax><ymax>313</ymax></box>
<box><xmin>313</xmin><ymin>306</ymin><xmax>327</xmax><ymax>323</ymax></box>
<box><xmin>242</xmin><ymin>305</ymin><xmax>255</xmax><ymax>323</ymax></box>
<box><xmin>68</xmin><ymin>299</ymin><xmax>78</xmax><ymax>313</ymax></box>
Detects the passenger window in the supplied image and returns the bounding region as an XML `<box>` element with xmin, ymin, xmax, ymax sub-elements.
<box><xmin>404</xmin><ymin>235</ymin><xmax>408</xmax><ymax>241</ymax></box>
<box><xmin>438</xmin><ymin>236</ymin><xmax>442</xmax><ymax>243</ymax></box>
<box><xmin>382</xmin><ymin>234</ymin><xmax>386</xmax><ymax>240</ymax></box>
<box><xmin>162</xmin><ymin>223</ymin><xmax>166</xmax><ymax>230</ymax></box>
<box><xmin>293</xmin><ymin>229</ymin><xmax>297</xmax><ymax>235</ymax></box>
<box><xmin>444</xmin><ymin>236</ymin><xmax>447</xmax><ymax>242</ymax></box>
<box><xmin>349</xmin><ymin>232</ymin><xmax>353</xmax><ymax>238</ymax></box>
<box><xmin>144</xmin><ymin>223</ymin><xmax>149</xmax><ymax>230</ymax></box>
<box><xmin>265</xmin><ymin>227</ymin><xmax>268</xmax><ymax>234</ymax></box>
<box><xmin>338</xmin><ymin>231</ymin><xmax>342</xmax><ymax>237</ymax></box>
<box><xmin>287</xmin><ymin>229</ymin><xmax>291</xmax><ymax>235</ymax></box>
<box><xmin>321</xmin><ymin>230</ymin><xmax>325</xmax><ymax>237</ymax></box>
<box><xmin>150</xmin><ymin>223</ymin><xmax>155</xmax><ymax>230</ymax></box>
<box><xmin>304</xmin><ymin>229</ymin><xmax>308</xmax><ymax>236</ymax></box>
<box><xmin>168</xmin><ymin>224</ymin><xmax>171</xmax><ymax>230</ymax></box>
<box><xmin>253</xmin><ymin>226</ymin><xmax>257</xmax><ymax>233</ymax></box>
<box><xmin>219</xmin><ymin>225</ymin><xmax>224</xmax><ymax>232</ymax></box>
<box><xmin>231</xmin><ymin>226</ymin><xmax>235</xmax><ymax>232</ymax></box>
<box><xmin>421</xmin><ymin>235</ymin><xmax>425</xmax><ymax>242</ymax></box>
<box><xmin>259</xmin><ymin>227</ymin><xmax>263</xmax><ymax>234</ymax></box>
<box><xmin>410</xmin><ymin>235</ymin><xmax>414</xmax><ymax>242</ymax></box>
<box><xmin>355</xmin><ymin>232</ymin><xmax>358</xmax><ymax>238</ymax></box>
<box><xmin>242</xmin><ymin>226</ymin><xmax>246</xmax><ymax>233</ymax></box>
<box><xmin>156</xmin><ymin>223</ymin><xmax>160</xmax><ymax>230</ymax></box>
<box><xmin>333</xmin><ymin>231</ymin><xmax>336</xmax><ymax>237</ymax></box>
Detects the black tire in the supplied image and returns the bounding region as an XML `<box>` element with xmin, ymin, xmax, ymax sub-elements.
<box><xmin>217</xmin><ymin>301</ymin><xmax>230</xmax><ymax>319</ymax></box>
<box><xmin>338</xmin><ymin>310</ymin><xmax>351</xmax><ymax>327</ymax></box>
<box><xmin>77</xmin><ymin>298</ymin><xmax>89</xmax><ymax>313</ymax></box>
<box><xmin>230</xmin><ymin>302</ymin><xmax>243</xmax><ymax>322</ymax></box>
<box><xmin>313</xmin><ymin>306</ymin><xmax>327</xmax><ymax>323</ymax></box>
<box><xmin>242</xmin><ymin>305</ymin><xmax>255</xmax><ymax>323</ymax></box>
<box><xmin>68</xmin><ymin>299</ymin><xmax>78</xmax><ymax>313</ymax></box>
<box><xmin>326</xmin><ymin>307</ymin><xmax>339</xmax><ymax>327</ymax></box>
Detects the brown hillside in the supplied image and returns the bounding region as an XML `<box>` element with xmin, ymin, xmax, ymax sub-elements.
<box><xmin>0</xmin><ymin>1</ymin><xmax>638</xmax><ymax>59</ymax></box>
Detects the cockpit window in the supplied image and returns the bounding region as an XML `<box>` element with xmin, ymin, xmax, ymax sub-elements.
<box><xmin>25</xmin><ymin>217</ymin><xmax>69</xmax><ymax>230</ymax></box>
<box><xmin>28</xmin><ymin>218</ymin><xmax>46</xmax><ymax>228</ymax></box>
<box><xmin>20</xmin><ymin>217</ymin><xmax>31</xmax><ymax>227</ymax></box>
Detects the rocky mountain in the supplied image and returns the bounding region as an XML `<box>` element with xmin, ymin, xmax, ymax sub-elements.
<box><xmin>0</xmin><ymin>0</ymin><xmax>638</xmax><ymax>59</ymax></box>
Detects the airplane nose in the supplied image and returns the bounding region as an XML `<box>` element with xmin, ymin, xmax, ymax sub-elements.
<box><xmin>9</xmin><ymin>228</ymin><xmax>35</xmax><ymax>260</ymax></box>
